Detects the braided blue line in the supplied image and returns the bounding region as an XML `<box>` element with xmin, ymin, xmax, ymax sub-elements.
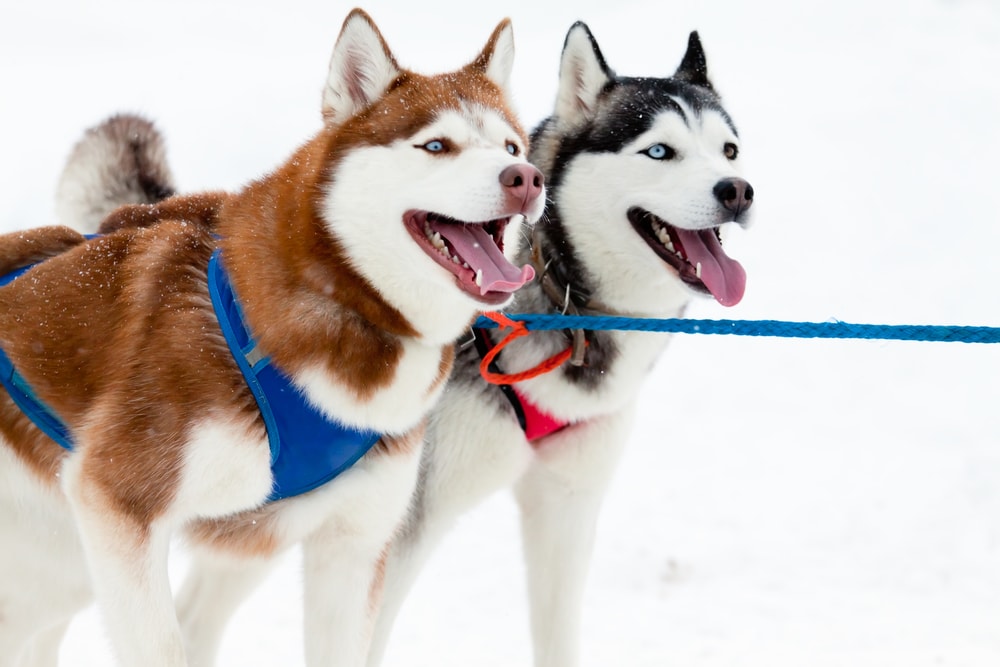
<box><xmin>473</xmin><ymin>314</ymin><xmax>1000</xmax><ymax>344</ymax></box>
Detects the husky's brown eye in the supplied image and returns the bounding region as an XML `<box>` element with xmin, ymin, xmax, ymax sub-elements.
<box><xmin>724</xmin><ymin>143</ymin><xmax>739</xmax><ymax>160</ymax></box>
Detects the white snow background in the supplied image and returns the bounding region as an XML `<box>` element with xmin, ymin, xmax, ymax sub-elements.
<box><xmin>1</xmin><ymin>0</ymin><xmax>998</xmax><ymax>664</ymax></box>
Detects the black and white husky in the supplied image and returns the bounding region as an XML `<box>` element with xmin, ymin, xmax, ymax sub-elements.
<box><xmin>368</xmin><ymin>22</ymin><xmax>754</xmax><ymax>666</ymax></box>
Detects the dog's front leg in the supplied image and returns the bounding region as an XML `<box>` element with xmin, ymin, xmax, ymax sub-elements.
<box><xmin>176</xmin><ymin>553</ymin><xmax>278</xmax><ymax>666</ymax></box>
<box><xmin>63</xmin><ymin>458</ymin><xmax>187</xmax><ymax>666</ymax></box>
<box><xmin>514</xmin><ymin>408</ymin><xmax>634</xmax><ymax>667</ymax></box>
<box><xmin>301</xmin><ymin>446</ymin><xmax>422</xmax><ymax>667</ymax></box>
<box><xmin>14</xmin><ymin>620</ymin><xmax>72</xmax><ymax>667</ymax></box>
<box><xmin>302</xmin><ymin>530</ymin><xmax>384</xmax><ymax>666</ymax></box>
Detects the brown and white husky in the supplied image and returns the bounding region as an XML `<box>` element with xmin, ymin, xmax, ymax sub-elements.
<box><xmin>0</xmin><ymin>9</ymin><xmax>542</xmax><ymax>666</ymax></box>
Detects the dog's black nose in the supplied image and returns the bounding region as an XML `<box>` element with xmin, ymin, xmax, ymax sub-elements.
<box><xmin>714</xmin><ymin>177</ymin><xmax>754</xmax><ymax>217</ymax></box>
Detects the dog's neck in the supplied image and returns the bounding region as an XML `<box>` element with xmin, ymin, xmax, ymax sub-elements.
<box><xmin>211</xmin><ymin>140</ymin><xmax>449</xmax><ymax>414</ymax></box>
<box><xmin>502</xmin><ymin>214</ymin><xmax>688</xmax><ymax>388</ymax></box>
<box><xmin>522</xmin><ymin>225</ymin><xmax>621</xmax><ymax>368</ymax></box>
<box><xmin>528</xmin><ymin>224</ymin><xmax>619</xmax><ymax>318</ymax></box>
<box><xmin>220</xmin><ymin>139</ymin><xmax>418</xmax><ymax>334</ymax></box>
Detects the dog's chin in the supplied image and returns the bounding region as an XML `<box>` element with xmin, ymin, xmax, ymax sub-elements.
<box><xmin>403</xmin><ymin>210</ymin><xmax>534</xmax><ymax>306</ymax></box>
<box><xmin>626</xmin><ymin>207</ymin><xmax>746</xmax><ymax>307</ymax></box>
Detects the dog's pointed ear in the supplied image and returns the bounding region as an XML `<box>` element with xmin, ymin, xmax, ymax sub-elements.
<box><xmin>555</xmin><ymin>22</ymin><xmax>614</xmax><ymax>126</ymax></box>
<box><xmin>469</xmin><ymin>18</ymin><xmax>516</xmax><ymax>98</ymax></box>
<box><xmin>674</xmin><ymin>31</ymin><xmax>712</xmax><ymax>88</ymax></box>
<box><xmin>323</xmin><ymin>9</ymin><xmax>401</xmax><ymax>123</ymax></box>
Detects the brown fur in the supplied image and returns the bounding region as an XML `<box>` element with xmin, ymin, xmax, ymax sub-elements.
<box><xmin>0</xmin><ymin>12</ymin><xmax>519</xmax><ymax>531</ymax></box>
<box><xmin>98</xmin><ymin>191</ymin><xmax>231</xmax><ymax>234</ymax></box>
<box><xmin>0</xmin><ymin>223</ymin><xmax>261</xmax><ymax>523</ymax></box>
<box><xmin>0</xmin><ymin>225</ymin><xmax>86</xmax><ymax>273</ymax></box>
<box><xmin>0</xmin><ymin>394</ymin><xmax>66</xmax><ymax>483</ymax></box>
<box><xmin>186</xmin><ymin>506</ymin><xmax>283</xmax><ymax>558</ymax></box>
<box><xmin>0</xmin><ymin>10</ymin><xmax>537</xmax><ymax>664</ymax></box>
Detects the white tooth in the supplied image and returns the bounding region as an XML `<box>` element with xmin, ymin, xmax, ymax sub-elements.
<box><xmin>452</xmin><ymin>256</ymin><xmax>460</xmax><ymax>264</ymax></box>
<box><xmin>695</xmin><ymin>262</ymin><xmax>703</xmax><ymax>279</ymax></box>
<box><xmin>666</xmin><ymin>241</ymin><xmax>676</xmax><ymax>253</ymax></box>
<box><xmin>475</xmin><ymin>269</ymin><xmax>483</xmax><ymax>287</ymax></box>
<box><xmin>463</xmin><ymin>262</ymin><xmax>470</xmax><ymax>269</ymax></box>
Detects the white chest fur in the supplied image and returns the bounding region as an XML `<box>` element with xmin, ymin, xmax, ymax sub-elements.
<box><xmin>293</xmin><ymin>337</ymin><xmax>447</xmax><ymax>436</ymax></box>
<box><xmin>516</xmin><ymin>329</ymin><xmax>671</xmax><ymax>424</ymax></box>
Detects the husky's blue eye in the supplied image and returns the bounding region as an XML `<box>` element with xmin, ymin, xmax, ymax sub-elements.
<box><xmin>642</xmin><ymin>143</ymin><xmax>675</xmax><ymax>160</ymax></box>
<box><xmin>422</xmin><ymin>140</ymin><xmax>445</xmax><ymax>153</ymax></box>
<box><xmin>506</xmin><ymin>142</ymin><xmax>519</xmax><ymax>156</ymax></box>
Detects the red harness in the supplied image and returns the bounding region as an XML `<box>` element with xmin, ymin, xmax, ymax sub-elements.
<box><xmin>472</xmin><ymin>313</ymin><xmax>575</xmax><ymax>443</ymax></box>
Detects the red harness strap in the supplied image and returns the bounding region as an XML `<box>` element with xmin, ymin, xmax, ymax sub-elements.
<box><xmin>473</xmin><ymin>312</ymin><xmax>575</xmax><ymax>443</ymax></box>
<box><xmin>477</xmin><ymin>312</ymin><xmax>573</xmax><ymax>384</ymax></box>
<box><xmin>515</xmin><ymin>388</ymin><xmax>569</xmax><ymax>442</ymax></box>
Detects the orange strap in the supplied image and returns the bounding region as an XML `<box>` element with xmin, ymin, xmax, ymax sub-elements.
<box><xmin>478</xmin><ymin>312</ymin><xmax>576</xmax><ymax>385</ymax></box>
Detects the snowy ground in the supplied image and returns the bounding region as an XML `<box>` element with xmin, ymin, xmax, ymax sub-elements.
<box><xmin>2</xmin><ymin>0</ymin><xmax>999</xmax><ymax>664</ymax></box>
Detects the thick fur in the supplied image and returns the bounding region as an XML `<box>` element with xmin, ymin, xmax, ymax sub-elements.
<box><xmin>367</xmin><ymin>24</ymin><xmax>754</xmax><ymax>666</ymax></box>
<box><xmin>0</xmin><ymin>9</ymin><xmax>542</xmax><ymax>667</ymax></box>
<box><xmin>55</xmin><ymin>114</ymin><xmax>177</xmax><ymax>232</ymax></box>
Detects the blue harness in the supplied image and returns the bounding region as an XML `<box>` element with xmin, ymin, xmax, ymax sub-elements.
<box><xmin>0</xmin><ymin>263</ymin><xmax>74</xmax><ymax>447</ymax></box>
<box><xmin>0</xmin><ymin>248</ymin><xmax>381</xmax><ymax>502</ymax></box>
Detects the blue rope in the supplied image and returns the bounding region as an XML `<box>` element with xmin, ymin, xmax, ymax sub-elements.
<box><xmin>473</xmin><ymin>314</ymin><xmax>1000</xmax><ymax>344</ymax></box>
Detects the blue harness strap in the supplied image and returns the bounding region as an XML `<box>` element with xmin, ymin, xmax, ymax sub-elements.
<box><xmin>0</xmin><ymin>264</ymin><xmax>74</xmax><ymax>449</ymax></box>
<box><xmin>207</xmin><ymin>250</ymin><xmax>381</xmax><ymax>501</ymax></box>
<box><xmin>0</xmin><ymin>248</ymin><xmax>381</xmax><ymax>502</ymax></box>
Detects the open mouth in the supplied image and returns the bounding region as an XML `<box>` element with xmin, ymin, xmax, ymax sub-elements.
<box><xmin>627</xmin><ymin>207</ymin><xmax>746</xmax><ymax>307</ymax></box>
<box><xmin>404</xmin><ymin>210</ymin><xmax>535</xmax><ymax>305</ymax></box>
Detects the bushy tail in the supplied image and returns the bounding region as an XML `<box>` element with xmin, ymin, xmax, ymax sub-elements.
<box><xmin>55</xmin><ymin>114</ymin><xmax>176</xmax><ymax>233</ymax></box>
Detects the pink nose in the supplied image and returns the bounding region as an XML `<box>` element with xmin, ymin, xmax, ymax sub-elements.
<box><xmin>499</xmin><ymin>164</ymin><xmax>544</xmax><ymax>214</ymax></box>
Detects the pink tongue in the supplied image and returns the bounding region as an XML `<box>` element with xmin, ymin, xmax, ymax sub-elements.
<box><xmin>674</xmin><ymin>228</ymin><xmax>746</xmax><ymax>307</ymax></box>
<box><xmin>432</xmin><ymin>221</ymin><xmax>535</xmax><ymax>295</ymax></box>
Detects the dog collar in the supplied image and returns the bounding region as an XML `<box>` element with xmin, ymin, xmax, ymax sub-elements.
<box><xmin>471</xmin><ymin>326</ymin><xmax>570</xmax><ymax>443</ymax></box>
<box><xmin>0</xmin><ymin>250</ymin><xmax>381</xmax><ymax>502</ymax></box>
<box><xmin>207</xmin><ymin>249</ymin><xmax>381</xmax><ymax>501</ymax></box>
<box><xmin>528</xmin><ymin>225</ymin><xmax>644</xmax><ymax>368</ymax></box>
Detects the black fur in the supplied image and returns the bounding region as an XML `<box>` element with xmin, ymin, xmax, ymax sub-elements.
<box><xmin>516</xmin><ymin>28</ymin><xmax>736</xmax><ymax>391</ymax></box>
<box><xmin>544</xmin><ymin>78</ymin><xmax>735</xmax><ymax>191</ymax></box>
